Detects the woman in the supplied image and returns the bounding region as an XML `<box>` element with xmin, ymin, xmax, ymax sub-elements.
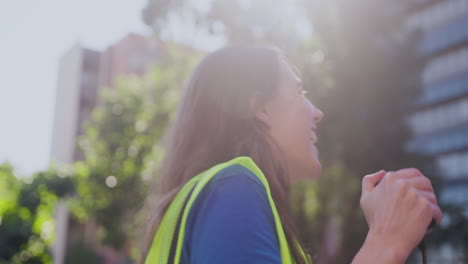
<box><xmin>142</xmin><ymin>46</ymin><xmax>442</xmax><ymax>264</ymax></box>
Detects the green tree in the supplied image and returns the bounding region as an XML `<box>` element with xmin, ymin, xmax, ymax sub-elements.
<box><xmin>73</xmin><ymin>43</ymin><xmax>202</xmax><ymax>254</ymax></box>
<box><xmin>0</xmin><ymin>162</ymin><xmax>75</xmax><ymax>264</ymax></box>
<box><xmin>142</xmin><ymin>0</ymin><xmax>310</xmax><ymax>49</ymax></box>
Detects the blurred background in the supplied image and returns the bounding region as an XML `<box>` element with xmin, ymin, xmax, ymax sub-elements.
<box><xmin>1</xmin><ymin>0</ymin><xmax>468</xmax><ymax>263</ymax></box>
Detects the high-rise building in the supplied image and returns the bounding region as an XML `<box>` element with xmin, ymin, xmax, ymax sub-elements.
<box><xmin>405</xmin><ymin>0</ymin><xmax>468</xmax><ymax>261</ymax></box>
<box><xmin>405</xmin><ymin>0</ymin><xmax>468</xmax><ymax>210</ymax></box>
<box><xmin>50</xmin><ymin>33</ymin><xmax>158</xmax><ymax>166</ymax></box>
<box><xmin>99</xmin><ymin>33</ymin><xmax>161</xmax><ymax>90</ymax></box>
<box><xmin>50</xmin><ymin>33</ymin><xmax>159</xmax><ymax>264</ymax></box>
<box><xmin>50</xmin><ymin>45</ymin><xmax>100</xmax><ymax>165</ymax></box>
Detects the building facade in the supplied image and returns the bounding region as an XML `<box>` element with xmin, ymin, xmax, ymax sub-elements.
<box><xmin>405</xmin><ymin>0</ymin><xmax>468</xmax><ymax>262</ymax></box>
<box><xmin>50</xmin><ymin>33</ymin><xmax>158</xmax><ymax>166</ymax></box>
<box><xmin>50</xmin><ymin>45</ymin><xmax>100</xmax><ymax>165</ymax></box>
<box><xmin>50</xmin><ymin>33</ymin><xmax>159</xmax><ymax>264</ymax></box>
<box><xmin>405</xmin><ymin>0</ymin><xmax>468</xmax><ymax>211</ymax></box>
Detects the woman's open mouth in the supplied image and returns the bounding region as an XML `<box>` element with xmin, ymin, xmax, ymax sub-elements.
<box><xmin>310</xmin><ymin>134</ymin><xmax>317</xmax><ymax>143</ymax></box>
<box><xmin>310</xmin><ymin>127</ymin><xmax>318</xmax><ymax>143</ymax></box>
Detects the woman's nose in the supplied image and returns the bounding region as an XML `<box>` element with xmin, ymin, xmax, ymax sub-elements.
<box><xmin>314</xmin><ymin>108</ymin><xmax>324</xmax><ymax>123</ymax></box>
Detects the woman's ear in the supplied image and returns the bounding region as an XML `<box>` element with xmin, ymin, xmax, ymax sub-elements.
<box><xmin>249</xmin><ymin>92</ymin><xmax>272</xmax><ymax>130</ymax></box>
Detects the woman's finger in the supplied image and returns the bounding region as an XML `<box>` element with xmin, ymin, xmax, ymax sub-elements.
<box><xmin>430</xmin><ymin>202</ymin><xmax>443</xmax><ymax>224</ymax></box>
<box><xmin>362</xmin><ymin>170</ymin><xmax>386</xmax><ymax>193</ymax></box>
<box><xmin>415</xmin><ymin>189</ymin><xmax>437</xmax><ymax>205</ymax></box>
<box><xmin>406</xmin><ymin>176</ymin><xmax>434</xmax><ymax>192</ymax></box>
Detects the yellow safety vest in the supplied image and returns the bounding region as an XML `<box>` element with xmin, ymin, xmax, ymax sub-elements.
<box><xmin>144</xmin><ymin>156</ymin><xmax>312</xmax><ymax>264</ymax></box>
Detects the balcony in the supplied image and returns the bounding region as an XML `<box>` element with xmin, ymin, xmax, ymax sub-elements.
<box><xmin>416</xmin><ymin>71</ymin><xmax>468</xmax><ymax>106</ymax></box>
<box><xmin>418</xmin><ymin>15</ymin><xmax>468</xmax><ymax>55</ymax></box>
<box><xmin>407</xmin><ymin>124</ymin><xmax>468</xmax><ymax>154</ymax></box>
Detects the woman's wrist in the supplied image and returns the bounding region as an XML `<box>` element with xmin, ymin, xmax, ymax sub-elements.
<box><xmin>368</xmin><ymin>229</ymin><xmax>406</xmax><ymax>263</ymax></box>
<box><xmin>352</xmin><ymin>230</ymin><xmax>406</xmax><ymax>264</ymax></box>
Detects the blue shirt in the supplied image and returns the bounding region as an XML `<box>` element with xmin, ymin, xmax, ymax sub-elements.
<box><xmin>180</xmin><ymin>164</ymin><xmax>282</xmax><ymax>263</ymax></box>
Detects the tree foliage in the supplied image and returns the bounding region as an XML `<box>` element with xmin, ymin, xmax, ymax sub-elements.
<box><xmin>73</xmin><ymin>43</ymin><xmax>202</xmax><ymax>251</ymax></box>
<box><xmin>0</xmin><ymin>162</ymin><xmax>74</xmax><ymax>264</ymax></box>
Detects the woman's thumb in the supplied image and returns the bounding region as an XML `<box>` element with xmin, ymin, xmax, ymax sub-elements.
<box><xmin>362</xmin><ymin>170</ymin><xmax>386</xmax><ymax>194</ymax></box>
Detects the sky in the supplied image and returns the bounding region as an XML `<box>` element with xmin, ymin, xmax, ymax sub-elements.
<box><xmin>0</xmin><ymin>0</ymin><xmax>149</xmax><ymax>175</ymax></box>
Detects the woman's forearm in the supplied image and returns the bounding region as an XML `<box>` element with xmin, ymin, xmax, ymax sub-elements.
<box><xmin>351</xmin><ymin>231</ymin><xmax>406</xmax><ymax>264</ymax></box>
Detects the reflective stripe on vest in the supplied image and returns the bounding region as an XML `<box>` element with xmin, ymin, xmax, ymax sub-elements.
<box><xmin>144</xmin><ymin>156</ymin><xmax>312</xmax><ymax>264</ymax></box>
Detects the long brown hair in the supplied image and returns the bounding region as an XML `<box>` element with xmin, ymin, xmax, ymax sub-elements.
<box><xmin>142</xmin><ymin>45</ymin><xmax>309</xmax><ymax>264</ymax></box>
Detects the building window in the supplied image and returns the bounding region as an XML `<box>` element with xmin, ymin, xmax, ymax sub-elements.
<box><xmin>422</xmin><ymin>47</ymin><xmax>468</xmax><ymax>85</ymax></box>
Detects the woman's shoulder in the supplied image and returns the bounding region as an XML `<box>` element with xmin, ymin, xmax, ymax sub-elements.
<box><xmin>208</xmin><ymin>163</ymin><xmax>265</xmax><ymax>190</ymax></box>
<box><xmin>189</xmin><ymin>163</ymin><xmax>270</xmax><ymax>213</ymax></box>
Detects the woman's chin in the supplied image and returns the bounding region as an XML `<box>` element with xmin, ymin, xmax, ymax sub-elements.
<box><xmin>311</xmin><ymin>163</ymin><xmax>322</xmax><ymax>179</ymax></box>
<box><xmin>307</xmin><ymin>159</ymin><xmax>321</xmax><ymax>180</ymax></box>
<box><xmin>309</xmin><ymin>144</ymin><xmax>322</xmax><ymax>178</ymax></box>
